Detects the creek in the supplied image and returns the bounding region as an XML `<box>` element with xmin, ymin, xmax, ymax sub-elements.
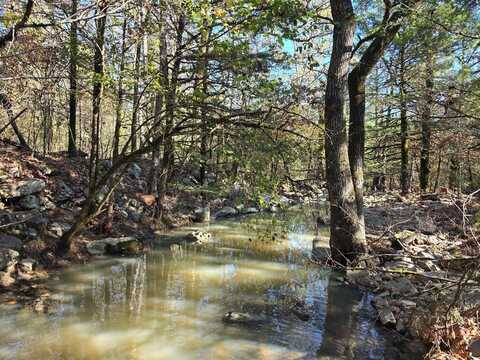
<box><xmin>0</xmin><ymin>209</ymin><xmax>416</xmax><ymax>359</ymax></box>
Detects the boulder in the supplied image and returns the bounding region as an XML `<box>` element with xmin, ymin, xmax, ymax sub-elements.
<box><xmin>184</xmin><ymin>231</ymin><xmax>212</xmax><ymax>244</ymax></box>
<box><xmin>0</xmin><ymin>179</ymin><xmax>46</xmax><ymax>199</ymax></box>
<box><xmin>18</xmin><ymin>195</ymin><xmax>41</xmax><ymax>210</ymax></box>
<box><xmin>385</xmin><ymin>278</ymin><xmax>418</xmax><ymax>296</ymax></box>
<box><xmin>214</xmin><ymin>206</ymin><xmax>237</xmax><ymax>219</ymax></box>
<box><xmin>86</xmin><ymin>237</ymin><xmax>141</xmax><ymax>256</ymax></box>
<box><xmin>0</xmin><ymin>234</ymin><xmax>22</xmax><ymax>251</ymax></box>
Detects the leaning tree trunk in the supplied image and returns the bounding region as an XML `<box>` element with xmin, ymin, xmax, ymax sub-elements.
<box><xmin>324</xmin><ymin>0</ymin><xmax>366</xmax><ymax>265</ymax></box>
<box><xmin>0</xmin><ymin>94</ymin><xmax>31</xmax><ymax>150</ymax></box>
<box><xmin>348</xmin><ymin>0</ymin><xmax>418</xmax><ymax>222</ymax></box>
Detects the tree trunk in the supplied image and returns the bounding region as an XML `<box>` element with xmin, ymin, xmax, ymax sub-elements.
<box><xmin>347</xmin><ymin>0</ymin><xmax>414</xmax><ymax>222</ymax></box>
<box><xmin>89</xmin><ymin>1</ymin><xmax>106</xmax><ymax>192</ymax></box>
<box><xmin>199</xmin><ymin>25</ymin><xmax>211</xmax><ymax>188</ymax></box>
<box><xmin>324</xmin><ymin>0</ymin><xmax>366</xmax><ymax>265</ymax></box>
<box><xmin>156</xmin><ymin>14</ymin><xmax>186</xmax><ymax>221</ymax></box>
<box><xmin>148</xmin><ymin>17</ymin><xmax>167</xmax><ymax>194</ymax></box>
<box><xmin>113</xmin><ymin>18</ymin><xmax>127</xmax><ymax>160</ymax></box>
<box><xmin>68</xmin><ymin>0</ymin><xmax>78</xmax><ymax>157</ymax></box>
<box><xmin>399</xmin><ymin>44</ymin><xmax>410</xmax><ymax>194</ymax></box>
<box><xmin>131</xmin><ymin>40</ymin><xmax>141</xmax><ymax>153</ymax></box>
<box><xmin>420</xmin><ymin>54</ymin><xmax>434</xmax><ymax>192</ymax></box>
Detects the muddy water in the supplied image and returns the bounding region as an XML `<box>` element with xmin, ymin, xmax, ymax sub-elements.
<box><xmin>0</xmin><ymin>210</ymin><xmax>412</xmax><ymax>359</ymax></box>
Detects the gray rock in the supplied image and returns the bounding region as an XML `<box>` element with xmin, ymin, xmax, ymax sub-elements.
<box><xmin>398</xmin><ymin>300</ymin><xmax>416</xmax><ymax>309</ymax></box>
<box><xmin>48</xmin><ymin>222</ymin><xmax>71</xmax><ymax>237</ymax></box>
<box><xmin>193</xmin><ymin>207</ymin><xmax>210</xmax><ymax>223</ymax></box>
<box><xmin>86</xmin><ymin>237</ymin><xmax>141</xmax><ymax>256</ymax></box>
<box><xmin>56</xmin><ymin>180</ymin><xmax>74</xmax><ymax>201</ymax></box>
<box><xmin>242</xmin><ymin>207</ymin><xmax>259</xmax><ymax>215</ymax></box>
<box><xmin>128</xmin><ymin>163</ymin><xmax>142</xmax><ymax>179</ymax></box>
<box><xmin>346</xmin><ymin>269</ymin><xmax>378</xmax><ymax>288</ymax></box>
<box><xmin>214</xmin><ymin>206</ymin><xmax>237</xmax><ymax>219</ymax></box>
<box><xmin>268</xmin><ymin>205</ymin><xmax>279</xmax><ymax>213</ymax></box>
<box><xmin>24</xmin><ymin>228</ymin><xmax>38</xmax><ymax>238</ymax></box>
<box><xmin>222</xmin><ymin>312</ymin><xmax>264</xmax><ymax>326</ymax></box>
<box><xmin>378</xmin><ymin>308</ymin><xmax>396</xmax><ymax>327</ymax></box>
<box><xmin>18</xmin><ymin>258</ymin><xmax>36</xmax><ymax>273</ymax></box>
<box><xmin>18</xmin><ymin>195</ymin><xmax>41</xmax><ymax>210</ymax></box>
<box><xmin>278</xmin><ymin>195</ymin><xmax>292</xmax><ymax>206</ymax></box>
<box><xmin>384</xmin><ymin>256</ymin><xmax>417</xmax><ymax>271</ymax></box>
<box><xmin>385</xmin><ymin>278</ymin><xmax>418</xmax><ymax>296</ymax></box>
<box><xmin>396</xmin><ymin>316</ymin><xmax>408</xmax><ymax>333</ymax></box>
<box><xmin>0</xmin><ymin>234</ymin><xmax>22</xmax><ymax>251</ymax></box>
<box><xmin>469</xmin><ymin>339</ymin><xmax>480</xmax><ymax>357</ymax></box>
<box><xmin>418</xmin><ymin>259</ymin><xmax>441</xmax><ymax>272</ymax></box>
<box><xmin>0</xmin><ymin>179</ymin><xmax>46</xmax><ymax>199</ymax></box>
<box><xmin>40</xmin><ymin>196</ymin><xmax>56</xmax><ymax>210</ymax></box>
<box><xmin>0</xmin><ymin>249</ymin><xmax>19</xmax><ymax>271</ymax></box>
<box><xmin>184</xmin><ymin>231</ymin><xmax>212</xmax><ymax>244</ymax></box>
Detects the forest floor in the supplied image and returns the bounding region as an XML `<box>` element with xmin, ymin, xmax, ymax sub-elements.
<box><xmin>344</xmin><ymin>191</ymin><xmax>480</xmax><ymax>359</ymax></box>
<box><xmin>0</xmin><ymin>140</ymin><xmax>479</xmax><ymax>359</ymax></box>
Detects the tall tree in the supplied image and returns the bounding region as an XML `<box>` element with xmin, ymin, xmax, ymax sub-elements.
<box><xmin>324</xmin><ymin>0</ymin><xmax>366</xmax><ymax>264</ymax></box>
<box><xmin>419</xmin><ymin>51</ymin><xmax>434</xmax><ymax>191</ymax></box>
<box><xmin>399</xmin><ymin>42</ymin><xmax>410</xmax><ymax>194</ymax></box>
<box><xmin>68</xmin><ymin>0</ymin><xmax>79</xmax><ymax>157</ymax></box>
<box><xmin>348</xmin><ymin>0</ymin><xmax>418</xmax><ymax>228</ymax></box>
<box><xmin>89</xmin><ymin>0</ymin><xmax>107</xmax><ymax>190</ymax></box>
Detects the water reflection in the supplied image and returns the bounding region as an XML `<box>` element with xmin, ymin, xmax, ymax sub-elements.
<box><xmin>0</xmin><ymin>210</ymin><xmax>406</xmax><ymax>359</ymax></box>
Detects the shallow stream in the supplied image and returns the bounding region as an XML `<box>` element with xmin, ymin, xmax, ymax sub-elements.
<box><xmin>0</xmin><ymin>209</ymin><xmax>416</xmax><ymax>359</ymax></box>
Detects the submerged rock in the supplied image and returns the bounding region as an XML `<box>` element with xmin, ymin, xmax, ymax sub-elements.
<box><xmin>184</xmin><ymin>231</ymin><xmax>212</xmax><ymax>245</ymax></box>
<box><xmin>86</xmin><ymin>237</ymin><xmax>141</xmax><ymax>256</ymax></box>
<box><xmin>242</xmin><ymin>207</ymin><xmax>259</xmax><ymax>215</ymax></box>
<box><xmin>214</xmin><ymin>207</ymin><xmax>237</xmax><ymax>219</ymax></box>
<box><xmin>346</xmin><ymin>269</ymin><xmax>378</xmax><ymax>288</ymax></box>
<box><xmin>222</xmin><ymin>311</ymin><xmax>264</xmax><ymax>326</ymax></box>
<box><xmin>193</xmin><ymin>207</ymin><xmax>210</xmax><ymax>223</ymax></box>
<box><xmin>291</xmin><ymin>302</ymin><xmax>311</xmax><ymax>321</ymax></box>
